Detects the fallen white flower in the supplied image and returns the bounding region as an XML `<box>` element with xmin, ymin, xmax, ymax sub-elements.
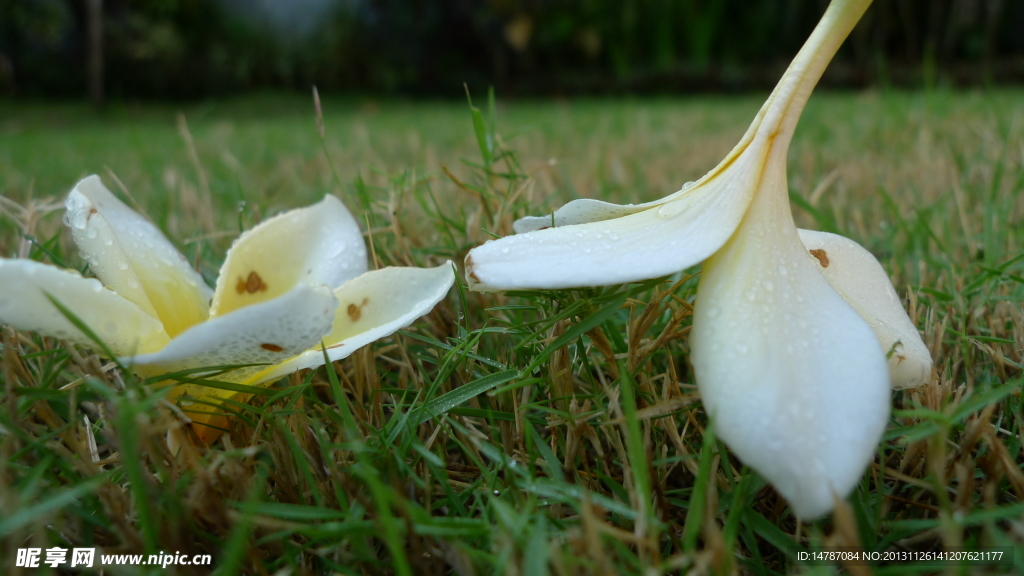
<box><xmin>464</xmin><ymin>0</ymin><xmax>930</xmax><ymax>518</ymax></box>
<box><xmin>0</xmin><ymin>176</ymin><xmax>454</xmax><ymax>442</ymax></box>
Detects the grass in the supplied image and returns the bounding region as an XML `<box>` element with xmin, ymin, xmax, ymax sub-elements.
<box><xmin>1</xmin><ymin>88</ymin><xmax>1023</xmax><ymax>574</ymax></box>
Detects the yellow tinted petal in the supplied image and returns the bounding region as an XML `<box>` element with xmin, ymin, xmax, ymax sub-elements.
<box><xmin>66</xmin><ymin>176</ymin><xmax>212</xmax><ymax>337</ymax></box>
<box><xmin>209</xmin><ymin>195</ymin><xmax>366</xmax><ymax>317</ymax></box>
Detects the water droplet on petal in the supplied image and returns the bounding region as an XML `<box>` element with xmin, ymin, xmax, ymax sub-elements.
<box><xmin>656</xmin><ymin>201</ymin><xmax>686</xmax><ymax>219</ymax></box>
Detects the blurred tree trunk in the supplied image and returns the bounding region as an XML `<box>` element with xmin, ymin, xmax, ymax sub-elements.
<box><xmin>86</xmin><ymin>0</ymin><xmax>104</xmax><ymax>109</ymax></box>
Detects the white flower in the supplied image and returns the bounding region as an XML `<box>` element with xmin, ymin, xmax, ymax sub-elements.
<box><xmin>464</xmin><ymin>0</ymin><xmax>930</xmax><ymax>518</ymax></box>
<box><xmin>0</xmin><ymin>175</ymin><xmax>454</xmax><ymax>442</ymax></box>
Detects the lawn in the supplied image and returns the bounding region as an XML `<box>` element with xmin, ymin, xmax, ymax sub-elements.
<box><xmin>1</xmin><ymin>90</ymin><xmax>1022</xmax><ymax>574</ymax></box>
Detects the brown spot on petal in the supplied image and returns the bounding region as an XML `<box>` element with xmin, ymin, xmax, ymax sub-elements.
<box><xmin>809</xmin><ymin>249</ymin><xmax>829</xmax><ymax>268</ymax></box>
<box><xmin>237</xmin><ymin>271</ymin><xmax>268</xmax><ymax>294</ymax></box>
<box><xmin>260</xmin><ymin>343</ymin><xmax>284</xmax><ymax>352</ymax></box>
<box><xmin>347</xmin><ymin>298</ymin><xmax>370</xmax><ymax>322</ymax></box>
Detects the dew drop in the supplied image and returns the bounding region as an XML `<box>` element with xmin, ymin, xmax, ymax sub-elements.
<box><xmin>707</xmin><ymin>306</ymin><xmax>721</xmax><ymax>318</ymax></box>
<box><xmin>763</xmin><ymin>280</ymin><xmax>774</xmax><ymax>291</ymax></box>
<box><xmin>736</xmin><ymin>343</ymin><xmax>749</xmax><ymax>354</ymax></box>
<box><xmin>655</xmin><ymin>201</ymin><xmax>686</xmax><ymax>219</ymax></box>
<box><xmin>500</xmin><ymin>247</ymin><xmax>509</xmax><ymax>254</ymax></box>
<box><xmin>117</xmin><ymin>260</ymin><xmax>129</xmax><ymax>271</ymax></box>
<box><xmin>71</xmin><ymin>211</ymin><xmax>88</xmax><ymax>230</ymax></box>
<box><xmin>744</xmin><ymin>290</ymin><xmax>756</xmax><ymax>302</ymax></box>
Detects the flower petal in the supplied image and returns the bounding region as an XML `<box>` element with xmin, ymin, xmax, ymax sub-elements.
<box><xmin>248</xmin><ymin>262</ymin><xmax>455</xmax><ymax>384</ymax></box>
<box><xmin>0</xmin><ymin>259</ymin><xmax>169</xmax><ymax>355</ymax></box>
<box><xmin>690</xmin><ymin>184</ymin><xmax>890</xmax><ymax>520</ymax></box>
<box><xmin>798</xmin><ymin>229</ymin><xmax>932</xmax><ymax>390</ymax></box>
<box><xmin>209</xmin><ymin>195</ymin><xmax>367</xmax><ymax>318</ymax></box>
<box><xmin>467</xmin><ymin>148</ymin><xmax>767</xmax><ymax>291</ymax></box>
<box><xmin>66</xmin><ymin>176</ymin><xmax>212</xmax><ymax>337</ymax></box>
<box><xmin>513</xmin><ymin>197</ymin><xmax>668</xmax><ymax>233</ymax></box>
<box><xmin>123</xmin><ymin>283</ymin><xmax>339</xmax><ymax>385</ymax></box>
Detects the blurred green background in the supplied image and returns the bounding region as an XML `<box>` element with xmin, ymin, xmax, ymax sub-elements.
<box><xmin>2</xmin><ymin>0</ymin><xmax>1022</xmax><ymax>103</ymax></box>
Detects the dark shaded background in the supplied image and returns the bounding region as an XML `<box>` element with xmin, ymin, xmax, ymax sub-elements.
<box><xmin>2</xmin><ymin>0</ymin><xmax>1022</xmax><ymax>101</ymax></box>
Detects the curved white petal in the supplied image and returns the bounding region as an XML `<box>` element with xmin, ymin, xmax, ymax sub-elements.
<box><xmin>798</xmin><ymin>229</ymin><xmax>932</xmax><ymax>390</ymax></box>
<box><xmin>209</xmin><ymin>195</ymin><xmax>367</xmax><ymax>318</ymax></box>
<box><xmin>467</xmin><ymin>147</ymin><xmax>767</xmax><ymax>291</ymax></box>
<box><xmin>690</xmin><ymin>168</ymin><xmax>890</xmax><ymax>520</ymax></box>
<box><xmin>0</xmin><ymin>259</ymin><xmax>169</xmax><ymax>356</ymax></box>
<box><xmin>66</xmin><ymin>176</ymin><xmax>212</xmax><ymax>338</ymax></box>
<box><xmin>249</xmin><ymin>262</ymin><xmax>455</xmax><ymax>384</ymax></box>
<box><xmin>513</xmin><ymin>195</ymin><xmax>677</xmax><ymax>234</ymax></box>
<box><xmin>123</xmin><ymin>283</ymin><xmax>339</xmax><ymax>387</ymax></box>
